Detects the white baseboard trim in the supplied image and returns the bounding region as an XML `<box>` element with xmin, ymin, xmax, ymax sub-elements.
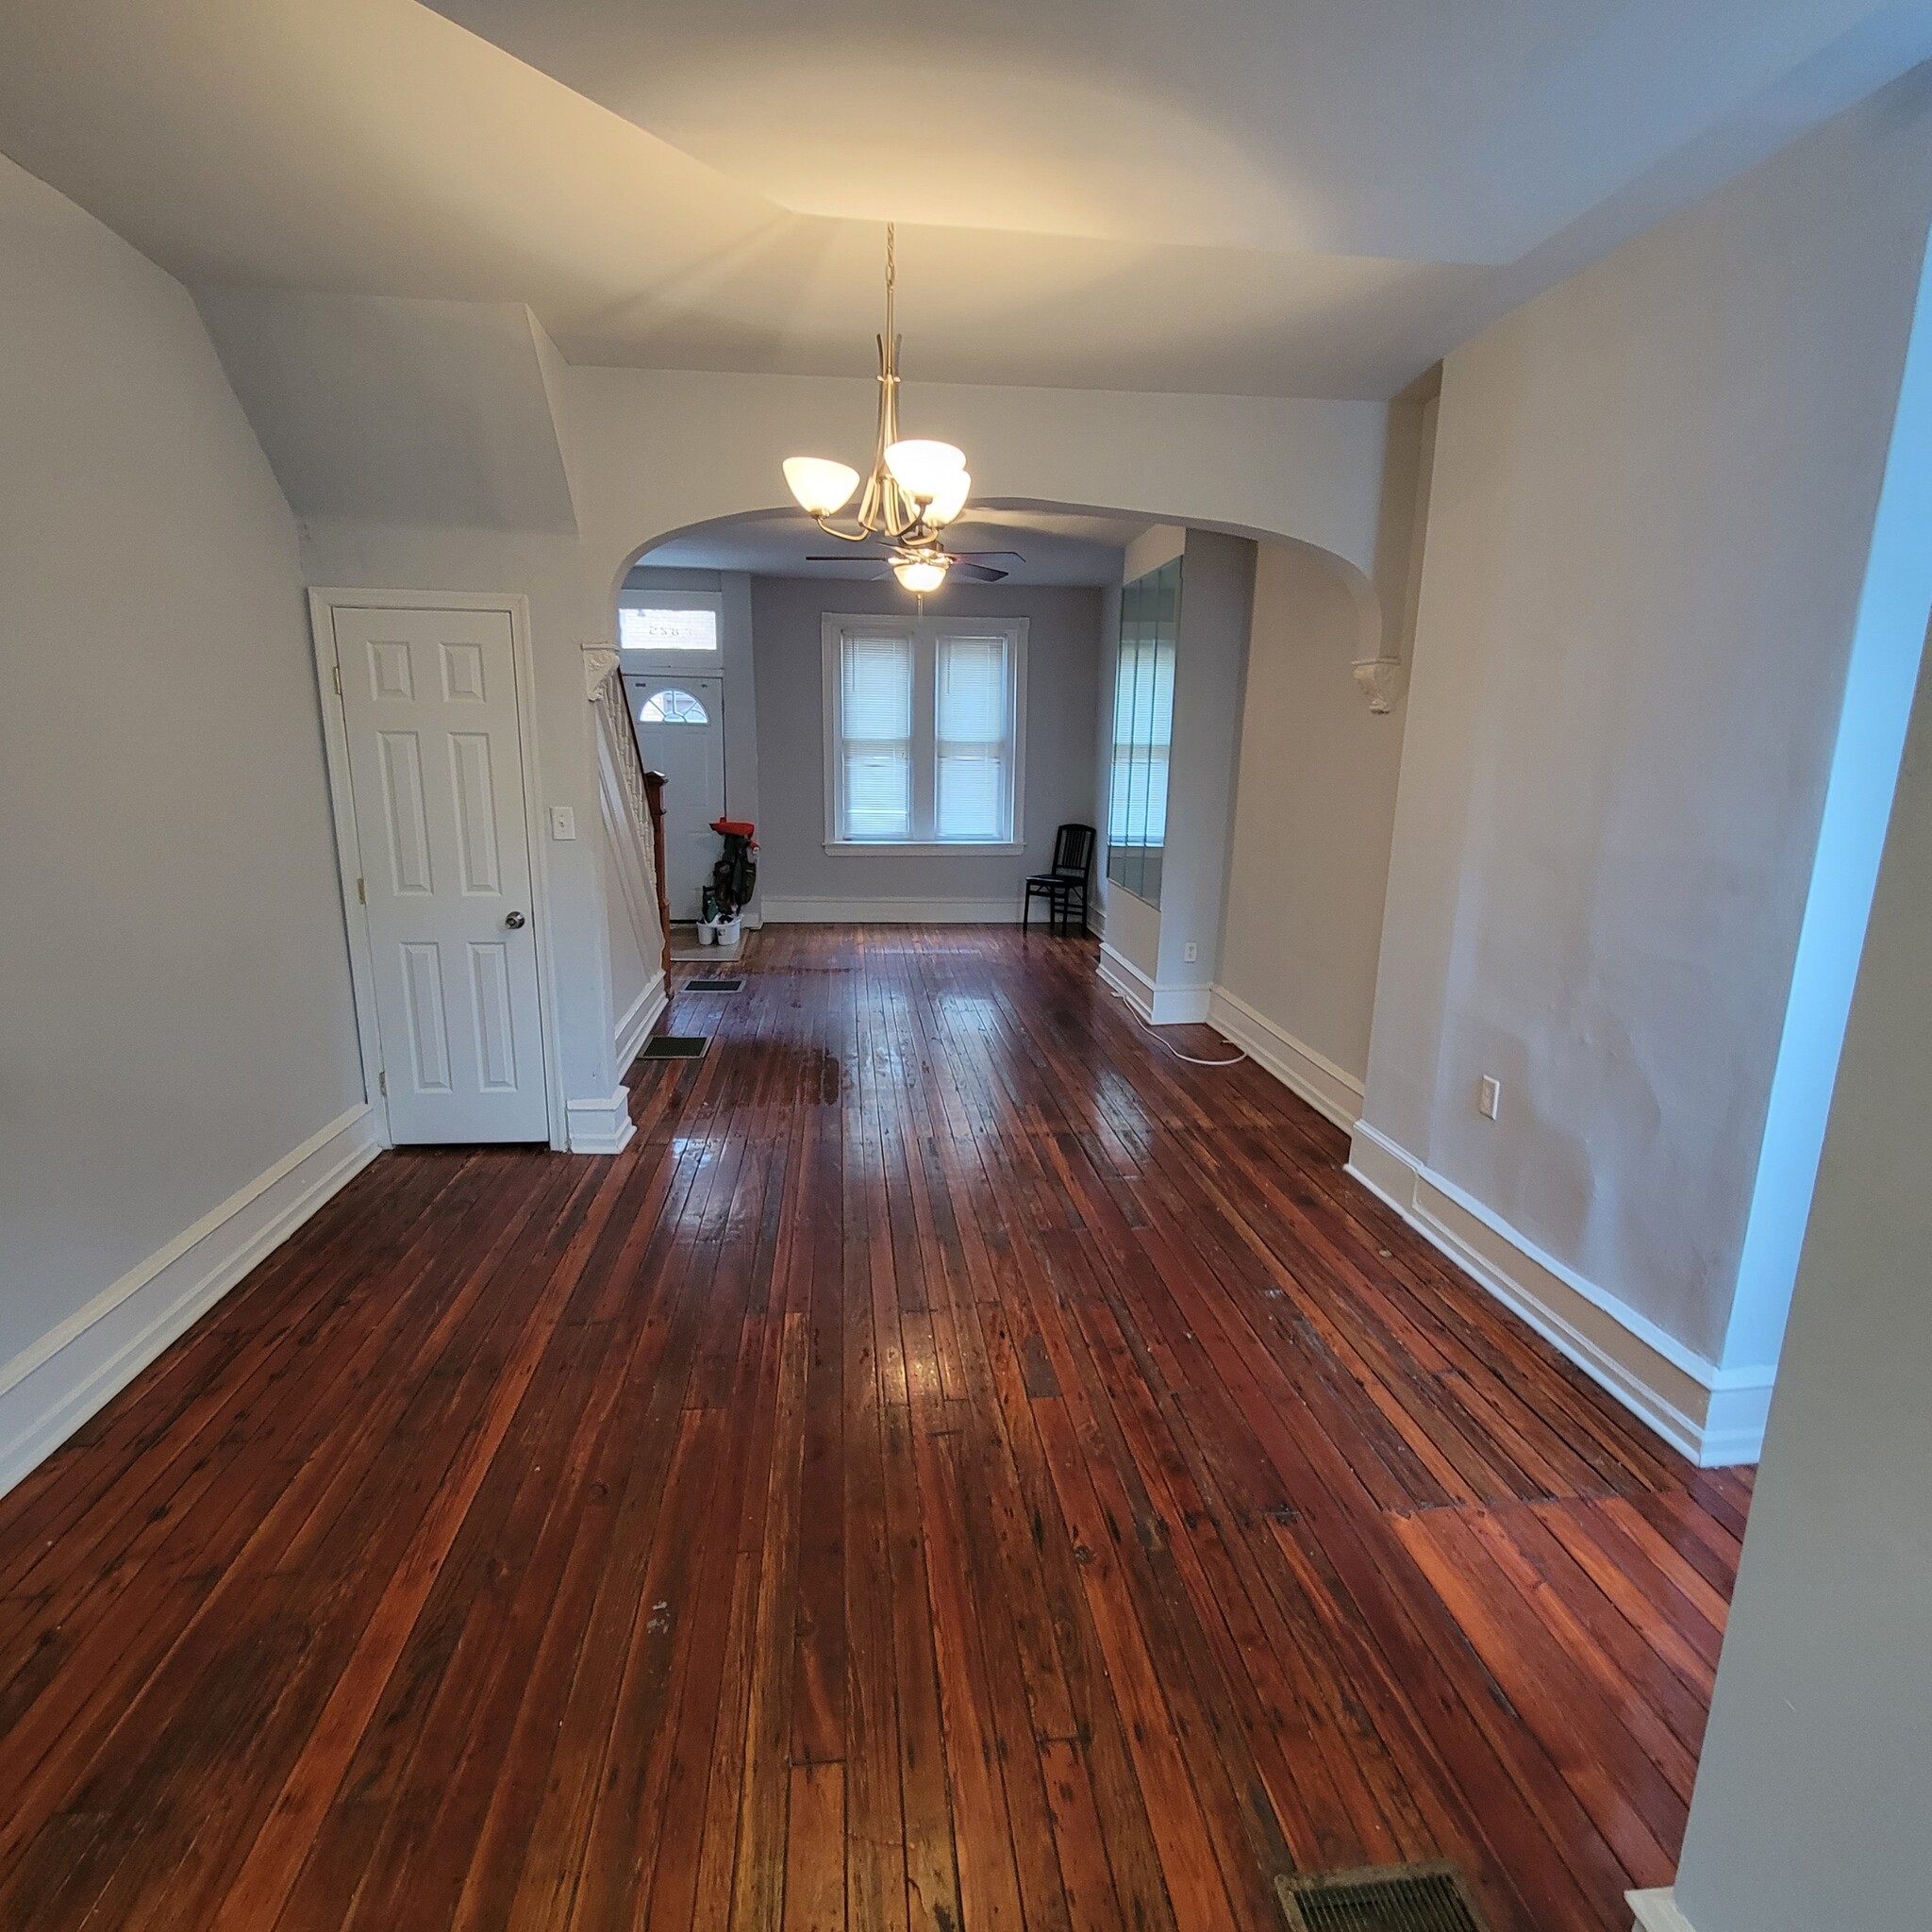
<box><xmin>0</xmin><ymin>1103</ymin><xmax>385</xmax><ymax>1502</ymax></box>
<box><xmin>566</xmin><ymin>1086</ymin><xmax>637</xmax><ymax>1156</ymax></box>
<box><xmin>1627</xmin><ymin>1889</ymin><xmax>1698</xmax><ymax>1932</ymax></box>
<box><xmin>761</xmin><ymin>896</ymin><xmax>1023</xmax><ymax>923</ymax></box>
<box><xmin>1207</xmin><ymin>987</ymin><xmax>1364</xmax><ymax>1131</ymax></box>
<box><xmin>1149</xmin><ymin>983</ymin><xmax>1211</xmax><ymax>1024</ymax></box>
<box><xmin>1098</xmin><ymin>941</ymin><xmax>1157</xmax><ymax>1021</ymax></box>
<box><xmin>613</xmin><ymin>971</ymin><xmax>668</xmax><ymax>1076</ymax></box>
<box><xmin>1096</xmin><ymin>944</ymin><xmax>1212</xmax><ymax>1025</ymax></box>
<box><xmin>1347</xmin><ymin>1121</ymin><xmax>1773</xmax><ymax>1467</ymax></box>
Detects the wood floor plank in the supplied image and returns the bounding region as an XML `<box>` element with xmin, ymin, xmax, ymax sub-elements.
<box><xmin>0</xmin><ymin>927</ymin><xmax>1752</xmax><ymax>1932</ymax></box>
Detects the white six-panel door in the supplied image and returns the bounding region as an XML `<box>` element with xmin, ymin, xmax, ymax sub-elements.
<box><xmin>335</xmin><ymin>607</ymin><xmax>550</xmax><ymax>1142</ymax></box>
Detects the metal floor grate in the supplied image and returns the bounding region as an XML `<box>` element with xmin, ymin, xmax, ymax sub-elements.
<box><xmin>1276</xmin><ymin>1863</ymin><xmax>1490</xmax><ymax>1932</ymax></box>
<box><xmin>638</xmin><ymin>1035</ymin><xmax>709</xmax><ymax>1060</ymax></box>
<box><xmin>684</xmin><ymin>977</ymin><xmax>745</xmax><ymax>992</ymax></box>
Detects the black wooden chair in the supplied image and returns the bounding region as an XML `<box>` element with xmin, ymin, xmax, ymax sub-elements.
<box><xmin>1023</xmin><ymin>824</ymin><xmax>1097</xmax><ymax>936</ymax></box>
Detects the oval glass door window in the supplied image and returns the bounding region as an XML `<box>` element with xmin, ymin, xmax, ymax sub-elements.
<box><xmin>636</xmin><ymin>687</ymin><xmax>709</xmax><ymax>724</ymax></box>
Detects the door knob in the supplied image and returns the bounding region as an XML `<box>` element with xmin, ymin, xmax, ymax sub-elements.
<box><xmin>504</xmin><ymin>910</ymin><xmax>526</xmax><ymax>928</ymax></box>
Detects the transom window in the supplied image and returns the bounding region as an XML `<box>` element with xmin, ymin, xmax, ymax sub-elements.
<box><xmin>635</xmin><ymin>687</ymin><xmax>709</xmax><ymax>724</ymax></box>
<box><xmin>823</xmin><ymin>616</ymin><xmax>1027</xmax><ymax>851</ymax></box>
<box><xmin>619</xmin><ymin>607</ymin><xmax>718</xmax><ymax>653</ymax></box>
<box><xmin>617</xmin><ymin>586</ymin><xmax>723</xmax><ymax>662</ymax></box>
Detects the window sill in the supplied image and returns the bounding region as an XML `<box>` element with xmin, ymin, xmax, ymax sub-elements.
<box><xmin>824</xmin><ymin>841</ymin><xmax>1024</xmax><ymax>856</ymax></box>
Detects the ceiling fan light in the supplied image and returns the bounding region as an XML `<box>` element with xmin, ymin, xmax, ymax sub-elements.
<box><xmin>926</xmin><ymin>469</ymin><xmax>971</xmax><ymax>525</ymax></box>
<box><xmin>894</xmin><ymin>558</ymin><xmax>949</xmax><ymax>593</ymax></box>
<box><xmin>884</xmin><ymin>439</ymin><xmax>966</xmax><ymax>501</ymax></box>
<box><xmin>783</xmin><ymin>456</ymin><xmax>859</xmax><ymax>517</ymax></box>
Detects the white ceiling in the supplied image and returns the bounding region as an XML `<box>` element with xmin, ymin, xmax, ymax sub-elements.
<box><xmin>0</xmin><ymin>1</ymin><xmax>1928</xmax><ymax>397</ymax></box>
<box><xmin>635</xmin><ymin>508</ymin><xmax>1147</xmax><ymax>587</ymax></box>
<box><xmin>430</xmin><ymin>0</ymin><xmax>1900</xmax><ymax>261</ymax></box>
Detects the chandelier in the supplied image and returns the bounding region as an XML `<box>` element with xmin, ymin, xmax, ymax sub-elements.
<box><xmin>781</xmin><ymin>225</ymin><xmax>973</xmax><ymax>593</ymax></box>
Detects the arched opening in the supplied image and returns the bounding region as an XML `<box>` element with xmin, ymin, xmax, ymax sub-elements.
<box><xmin>596</xmin><ymin>497</ymin><xmax>1413</xmax><ymax>1118</ymax></box>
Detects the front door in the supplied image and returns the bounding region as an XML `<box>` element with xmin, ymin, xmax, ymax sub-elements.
<box><xmin>625</xmin><ymin>675</ymin><xmax>725</xmax><ymax>921</ymax></box>
<box><xmin>334</xmin><ymin>605</ymin><xmax>550</xmax><ymax>1142</ymax></box>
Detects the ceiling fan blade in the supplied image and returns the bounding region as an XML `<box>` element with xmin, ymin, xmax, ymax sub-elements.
<box><xmin>806</xmin><ymin>553</ymin><xmax>894</xmax><ymax>562</ymax></box>
<box><xmin>948</xmin><ymin>562</ymin><xmax>1009</xmax><ymax>582</ymax></box>
<box><xmin>944</xmin><ymin>551</ymin><xmax>1024</xmax><ymax>560</ymax></box>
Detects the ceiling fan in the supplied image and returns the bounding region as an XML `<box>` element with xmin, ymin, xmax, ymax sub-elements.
<box><xmin>804</xmin><ymin>546</ymin><xmax>1024</xmax><ymax>587</ymax></box>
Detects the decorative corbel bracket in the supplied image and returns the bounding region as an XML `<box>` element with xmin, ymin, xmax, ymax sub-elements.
<box><xmin>581</xmin><ymin>645</ymin><xmax>620</xmax><ymax>697</ymax></box>
<box><xmin>1352</xmin><ymin>658</ymin><xmax>1403</xmax><ymax>715</ymax></box>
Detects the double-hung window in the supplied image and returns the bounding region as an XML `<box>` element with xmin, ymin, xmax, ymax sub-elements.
<box><xmin>823</xmin><ymin>615</ymin><xmax>1026</xmax><ymax>851</ymax></box>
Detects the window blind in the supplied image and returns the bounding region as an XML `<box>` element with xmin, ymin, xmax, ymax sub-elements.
<box><xmin>839</xmin><ymin>632</ymin><xmax>914</xmax><ymax>839</ymax></box>
<box><xmin>935</xmin><ymin>634</ymin><xmax>1009</xmax><ymax>841</ymax></box>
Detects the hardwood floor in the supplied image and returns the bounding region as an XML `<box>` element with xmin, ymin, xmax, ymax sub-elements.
<box><xmin>0</xmin><ymin>925</ymin><xmax>1750</xmax><ymax>1932</ymax></box>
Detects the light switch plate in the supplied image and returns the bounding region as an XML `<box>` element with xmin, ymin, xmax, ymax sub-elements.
<box><xmin>1478</xmin><ymin>1074</ymin><xmax>1501</xmax><ymax>1120</ymax></box>
<box><xmin>549</xmin><ymin>805</ymin><xmax>576</xmax><ymax>841</ymax></box>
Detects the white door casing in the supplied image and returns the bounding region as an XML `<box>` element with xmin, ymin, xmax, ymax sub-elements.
<box><xmin>333</xmin><ymin>605</ymin><xmax>551</xmax><ymax>1143</ymax></box>
<box><xmin>625</xmin><ymin>674</ymin><xmax>725</xmax><ymax>921</ymax></box>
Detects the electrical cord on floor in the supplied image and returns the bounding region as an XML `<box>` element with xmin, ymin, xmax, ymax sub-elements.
<box><xmin>1107</xmin><ymin>986</ymin><xmax>1248</xmax><ymax>1066</ymax></box>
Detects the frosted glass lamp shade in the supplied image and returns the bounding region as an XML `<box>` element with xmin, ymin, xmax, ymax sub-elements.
<box><xmin>884</xmin><ymin>440</ymin><xmax>966</xmax><ymax>501</ymax></box>
<box><xmin>783</xmin><ymin>456</ymin><xmax>860</xmax><ymax>516</ymax></box>
<box><xmin>893</xmin><ymin>558</ymin><xmax>949</xmax><ymax>592</ymax></box>
<box><xmin>926</xmin><ymin>469</ymin><xmax>971</xmax><ymax>525</ymax></box>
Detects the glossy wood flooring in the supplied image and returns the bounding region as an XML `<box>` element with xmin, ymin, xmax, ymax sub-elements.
<box><xmin>0</xmin><ymin>926</ymin><xmax>1752</xmax><ymax>1932</ymax></box>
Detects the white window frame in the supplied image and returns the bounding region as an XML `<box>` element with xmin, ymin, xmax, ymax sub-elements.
<box><xmin>822</xmin><ymin>613</ymin><xmax>1027</xmax><ymax>854</ymax></box>
<box><xmin>617</xmin><ymin>587</ymin><xmax>724</xmax><ymax>670</ymax></box>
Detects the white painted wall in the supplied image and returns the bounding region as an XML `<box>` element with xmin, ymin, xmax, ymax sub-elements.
<box><xmin>569</xmin><ymin>373</ymin><xmax>1391</xmax><ymax>603</ymax></box>
<box><xmin>0</xmin><ymin>157</ymin><xmax>364</xmax><ymax>1476</ymax></box>
<box><xmin>1357</xmin><ymin>78</ymin><xmax>1932</xmax><ymax>1413</ymax></box>
<box><xmin>1666</xmin><ymin>641</ymin><xmax>1932</xmax><ymax>1932</ymax></box>
<box><xmin>1219</xmin><ymin>540</ymin><xmax>1407</xmax><ymax>1087</ymax></box>
<box><xmin>190</xmin><ymin>306</ymin><xmax>1397</xmax><ymax>1108</ymax></box>
<box><xmin>194</xmin><ymin>291</ymin><xmax>578</xmax><ymax>533</ymax></box>
<box><xmin>747</xmin><ymin>576</ymin><xmax>1103</xmax><ymax>919</ymax></box>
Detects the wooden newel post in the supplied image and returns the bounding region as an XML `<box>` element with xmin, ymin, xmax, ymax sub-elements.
<box><xmin>641</xmin><ymin>770</ymin><xmax>672</xmax><ymax>978</ymax></box>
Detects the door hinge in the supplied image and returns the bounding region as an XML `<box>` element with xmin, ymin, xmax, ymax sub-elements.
<box><xmin>332</xmin><ymin>660</ymin><xmax>343</xmax><ymax>696</ymax></box>
<box><xmin>357</xmin><ymin>876</ymin><xmax>366</xmax><ymax>905</ymax></box>
<box><xmin>378</xmin><ymin>1070</ymin><xmax>387</xmax><ymax>1096</ymax></box>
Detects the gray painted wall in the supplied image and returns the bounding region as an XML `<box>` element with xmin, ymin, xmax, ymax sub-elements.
<box><xmin>747</xmin><ymin>576</ymin><xmax>1104</xmax><ymax>918</ymax></box>
<box><xmin>1672</xmin><ymin>633</ymin><xmax>1932</xmax><ymax>1932</ymax></box>
<box><xmin>0</xmin><ymin>156</ymin><xmax>362</xmax><ymax>1371</ymax></box>
<box><xmin>1358</xmin><ymin>76</ymin><xmax>1932</xmax><ymax>1369</ymax></box>
<box><xmin>1220</xmin><ymin>540</ymin><xmax>1407</xmax><ymax>1081</ymax></box>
